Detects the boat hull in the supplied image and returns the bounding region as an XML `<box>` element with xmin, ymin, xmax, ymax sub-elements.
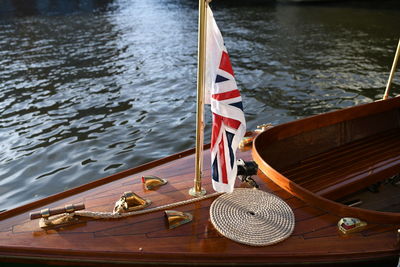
<box><xmin>0</xmin><ymin>141</ymin><xmax>399</xmax><ymax>265</ymax></box>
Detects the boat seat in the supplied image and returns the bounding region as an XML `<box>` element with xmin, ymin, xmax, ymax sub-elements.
<box><xmin>281</xmin><ymin>128</ymin><xmax>400</xmax><ymax>200</ymax></box>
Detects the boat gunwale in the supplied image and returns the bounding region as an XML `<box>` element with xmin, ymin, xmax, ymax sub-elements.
<box><xmin>252</xmin><ymin>97</ymin><xmax>400</xmax><ymax>224</ymax></box>
<box><xmin>259</xmin><ymin>97</ymin><xmax>400</xmax><ymax>142</ymax></box>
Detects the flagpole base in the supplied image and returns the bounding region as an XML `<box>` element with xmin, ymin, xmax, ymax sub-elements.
<box><xmin>189</xmin><ymin>187</ymin><xmax>207</xmax><ymax>197</ymax></box>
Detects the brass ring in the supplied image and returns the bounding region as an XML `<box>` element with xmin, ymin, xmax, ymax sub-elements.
<box><xmin>40</xmin><ymin>208</ymin><xmax>50</xmax><ymax>218</ymax></box>
<box><xmin>65</xmin><ymin>204</ymin><xmax>74</xmax><ymax>213</ymax></box>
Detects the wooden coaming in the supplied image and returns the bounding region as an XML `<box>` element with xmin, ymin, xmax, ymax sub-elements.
<box><xmin>0</xmin><ymin>142</ymin><xmax>399</xmax><ymax>265</ymax></box>
<box><xmin>253</xmin><ymin>97</ymin><xmax>400</xmax><ymax>224</ymax></box>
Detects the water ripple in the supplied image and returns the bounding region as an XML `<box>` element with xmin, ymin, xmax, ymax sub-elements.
<box><xmin>0</xmin><ymin>0</ymin><xmax>399</xmax><ymax>209</ymax></box>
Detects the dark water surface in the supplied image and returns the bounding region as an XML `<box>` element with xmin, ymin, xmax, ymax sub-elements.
<box><xmin>0</xmin><ymin>0</ymin><xmax>399</xmax><ymax>210</ymax></box>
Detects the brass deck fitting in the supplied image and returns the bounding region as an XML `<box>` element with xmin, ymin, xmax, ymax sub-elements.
<box><xmin>114</xmin><ymin>191</ymin><xmax>151</xmax><ymax>213</ymax></box>
<box><xmin>164</xmin><ymin>210</ymin><xmax>193</xmax><ymax>229</ymax></box>
<box><xmin>142</xmin><ymin>175</ymin><xmax>167</xmax><ymax>190</ymax></box>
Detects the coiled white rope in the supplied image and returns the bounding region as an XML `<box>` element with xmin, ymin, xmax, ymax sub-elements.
<box><xmin>210</xmin><ymin>188</ymin><xmax>295</xmax><ymax>246</ymax></box>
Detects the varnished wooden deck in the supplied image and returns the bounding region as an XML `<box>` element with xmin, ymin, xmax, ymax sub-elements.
<box><xmin>0</xmin><ymin>145</ymin><xmax>398</xmax><ymax>266</ymax></box>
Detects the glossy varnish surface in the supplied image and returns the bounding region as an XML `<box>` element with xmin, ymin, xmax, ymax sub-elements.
<box><xmin>0</xmin><ymin>144</ymin><xmax>399</xmax><ymax>265</ymax></box>
<box><xmin>253</xmin><ymin>97</ymin><xmax>400</xmax><ymax>225</ymax></box>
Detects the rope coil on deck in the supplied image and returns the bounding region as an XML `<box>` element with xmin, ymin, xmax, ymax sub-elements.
<box><xmin>210</xmin><ymin>188</ymin><xmax>295</xmax><ymax>246</ymax></box>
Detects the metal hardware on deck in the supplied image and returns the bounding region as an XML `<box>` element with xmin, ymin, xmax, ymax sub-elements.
<box><xmin>114</xmin><ymin>191</ymin><xmax>151</xmax><ymax>214</ymax></box>
<box><xmin>255</xmin><ymin>123</ymin><xmax>273</xmax><ymax>133</ymax></box>
<box><xmin>342</xmin><ymin>199</ymin><xmax>363</xmax><ymax>207</ymax></box>
<box><xmin>237</xmin><ymin>159</ymin><xmax>259</xmax><ymax>188</ymax></box>
<box><xmin>242</xmin><ymin>124</ymin><xmax>273</xmax><ymax>150</ymax></box>
<box><xmin>164</xmin><ymin>210</ymin><xmax>193</xmax><ymax>229</ymax></box>
<box><xmin>65</xmin><ymin>204</ymin><xmax>75</xmax><ymax>213</ymax></box>
<box><xmin>189</xmin><ymin>186</ymin><xmax>207</xmax><ymax>197</ymax></box>
<box><xmin>338</xmin><ymin>217</ymin><xmax>367</xmax><ymax>235</ymax></box>
<box><xmin>239</xmin><ymin>124</ymin><xmax>274</xmax><ymax>149</ymax></box>
<box><xmin>40</xmin><ymin>208</ymin><xmax>50</xmax><ymax>218</ymax></box>
<box><xmin>29</xmin><ymin>203</ymin><xmax>85</xmax><ymax>228</ymax></box>
<box><xmin>239</xmin><ymin>136</ymin><xmax>254</xmax><ymax>149</ymax></box>
<box><xmin>30</xmin><ymin>203</ymin><xmax>85</xmax><ymax>220</ymax></box>
<box><xmin>142</xmin><ymin>175</ymin><xmax>167</xmax><ymax>190</ymax></box>
<box><xmin>237</xmin><ymin>160</ymin><xmax>258</xmax><ymax>176</ymax></box>
<box><xmin>242</xmin><ymin>176</ymin><xmax>259</xmax><ymax>189</ymax></box>
<box><xmin>39</xmin><ymin>213</ymin><xmax>80</xmax><ymax>228</ymax></box>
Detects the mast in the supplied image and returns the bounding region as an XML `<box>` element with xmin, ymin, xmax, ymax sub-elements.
<box><xmin>383</xmin><ymin>38</ymin><xmax>400</xmax><ymax>100</ymax></box>
<box><xmin>189</xmin><ymin>0</ymin><xmax>208</xmax><ymax>197</ymax></box>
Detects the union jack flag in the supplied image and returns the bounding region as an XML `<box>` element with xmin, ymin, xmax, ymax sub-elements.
<box><xmin>206</xmin><ymin>7</ymin><xmax>246</xmax><ymax>193</ymax></box>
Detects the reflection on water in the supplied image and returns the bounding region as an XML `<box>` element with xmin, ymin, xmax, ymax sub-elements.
<box><xmin>0</xmin><ymin>0</ymin><xmax>399</xmax><ymax>210</ymax></box>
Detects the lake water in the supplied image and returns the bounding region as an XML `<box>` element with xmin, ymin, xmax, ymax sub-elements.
<box><xmin>0</xmin><ymin>0</ymin><xmax>399</xmax><ymax>211</ymax></box>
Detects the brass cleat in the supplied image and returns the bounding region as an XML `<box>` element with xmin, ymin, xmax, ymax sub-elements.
<box><xmin>30</xmin><ymin>203</ymin><xmax>85</xmax><ymax>220</ymax></box>
<box><xmin>164</xmin><ymin>210</ymin><xmax>193</xmax><ymax>229</ymax></box>
<box><xmin>142</xmin><ymin>175</ymin><xmax>167</xmax><ymax>190</ymax></box>
<box><xmin>239</xmin><ymin>123</ymin><xmax>273</xmax><ymax>149</ymax></box>
<box><xmin>114</xmin><ymin>191</ymin><xmax>151</xmax><ymax>214</ymax></box>
<box><xmin>238</xmin><ymin>136</ymin><xmax>254</xmax><ymax>149</ymax></box>
<box><xmin>29</xmin><ymin>203</ymin><xmax>85</xmax><ymax>228</ymax></box>
<box><xmin>255</xmin><ymin>123</ymin><xmax>273</xmax><ymax>133</ymax></box>
<box><xmin>338</xmin><ymin>217</ymin><xmax>367</xmax><ymax>235</ymax></box>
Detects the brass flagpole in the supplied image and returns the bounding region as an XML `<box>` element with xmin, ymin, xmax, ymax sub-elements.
<box><xmin>189</xmin><ymin>0</ymin><xmax>208</xmax><ymax>197</ymax></box>
<box><xmin>383</xmin><ymin>38</ymin><xmax>400</xmax><ymax>100</ymax></box>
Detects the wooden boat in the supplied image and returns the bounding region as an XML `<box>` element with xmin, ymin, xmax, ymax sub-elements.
<box><xmin>0</xmin><ymin>123</ymin><xmax>399</xmax><ymax>266</ymax></box>
<box><xmin>2</xmin><ymin>77</ymin><xmax>400</xmax><ymax>265</ymax></box>
<box><xmin>1</xmin><ymin>0</ymin><xmax>399</xmax><ymax>264</ymax></box>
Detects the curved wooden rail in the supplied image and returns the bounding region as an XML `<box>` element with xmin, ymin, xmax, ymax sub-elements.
<box><xmin>253</xmin><ymin>97</ymin><xmax>400</xmax><ymax>224</ymax></box>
